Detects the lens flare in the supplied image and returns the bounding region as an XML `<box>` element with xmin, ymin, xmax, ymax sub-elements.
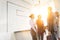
<box><xmin>30</xmin><ymin>0</ymin><xmax>55</xmax><ymax>26</ymax></box>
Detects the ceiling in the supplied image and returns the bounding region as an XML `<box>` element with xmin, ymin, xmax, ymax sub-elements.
<box><xmin>9</xmin><ymin>0</ymin><xmax>55</xmax><ymax>15</ymax></box>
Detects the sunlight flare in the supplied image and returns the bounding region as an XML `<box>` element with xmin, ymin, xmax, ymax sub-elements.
<box><xmin>30</xmin><ymin>0</ymin><xmax>55</xmax><ymax>26</ymax></box>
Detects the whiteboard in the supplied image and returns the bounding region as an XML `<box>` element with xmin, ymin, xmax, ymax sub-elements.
<box><xmin>8</xmin><ymin>2</ymin><xmax>30</xmax><ymax>32</ymax></box>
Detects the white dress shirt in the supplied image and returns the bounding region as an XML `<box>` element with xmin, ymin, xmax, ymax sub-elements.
<box><xmin>29</xmin><ymin>19</ymin><xmax>36</xmax><ymax>32</ymax></box>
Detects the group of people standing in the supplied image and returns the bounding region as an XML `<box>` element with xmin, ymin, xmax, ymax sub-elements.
<box><xmin>29</xmin><ymin>6</ymin><xmax>60</xmax><ymax>40</ymax></box>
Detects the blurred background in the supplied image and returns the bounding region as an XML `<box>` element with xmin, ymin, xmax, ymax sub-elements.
<box><xmin>0</xmin><ymin>0</ymin><xmax>60</xmax><ymax>40</ymax></box>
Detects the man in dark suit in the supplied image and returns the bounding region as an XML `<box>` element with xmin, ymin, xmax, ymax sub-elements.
<box><xmin>47</xmin><ymin>7</ymin><xmax>57</xmax><ymax>40</ymax></box>
<box><xmin>36</xmin><ymin>15</ymin><xmax>45</xmax><ymax>40</ymax></box>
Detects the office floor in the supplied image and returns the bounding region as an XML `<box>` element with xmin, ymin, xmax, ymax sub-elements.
<box><xmin>14</xmin><ymin>29</ymin><xmax>49</xmax><ymax>40</ymax></box>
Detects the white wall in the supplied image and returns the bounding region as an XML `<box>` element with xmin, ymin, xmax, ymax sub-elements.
<box><xmin>54</xmin><ymin>0</ymin><xmax>60</xmax><ymax>12</ymax></box>
<box><xmin>0</xmin><ymin>0</ymin><xmax>31</xmax><ymax>40</ymax></box>
<box><xmin>0</xmin><ymin>0</ymin><xmax>7</xmax><ymax>32</ymax></box>
<box><xmin>0</xmin><ymin>0</ymin><xmax>31</xmax><ymax>32</ymax></box>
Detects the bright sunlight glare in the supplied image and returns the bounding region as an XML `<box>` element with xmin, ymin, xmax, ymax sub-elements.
<box><xmin>31</xmin><ymin>2</ymin><xmax>55</xmax><ymax>26</ymax></box>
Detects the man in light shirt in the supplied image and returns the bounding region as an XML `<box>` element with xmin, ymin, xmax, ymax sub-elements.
<box><xmin>29</xmin><ymin>14</ymin><xmax>37</xmax><ymax>40</ymax></box>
